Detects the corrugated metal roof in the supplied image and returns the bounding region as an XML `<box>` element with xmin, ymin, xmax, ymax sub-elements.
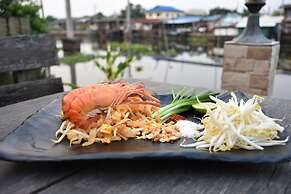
<box><xmin>215</xmin><ymin>13</ymin><xmax>241</xmax><ymax>28</ymax></box>
<box><xmin>166</xmin><ymin>16</ymin><xmax>202</xmax><ymax>24</ymax></box>
<box><xmin>202</xmin><ymin>15</ymin><xmax>222</xmax><ymax>21</ymax></box>
<box><xmin>165</xmin><ymin>15</ymin><xmax>225</xmax><ymax>25</ymax></box>
<box><xmin>147</xmin><ymin>6</ymin><xmax>183</xmax><ymax>13</ymax></box>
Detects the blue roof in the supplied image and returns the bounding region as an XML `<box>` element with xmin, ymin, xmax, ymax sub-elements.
<box><xmin>147</xmin><ymin>6</ymin><xmax>183</xmax><ymax>13</ymax></box>
<box><xmin>166</xmin><ymin>16</ymin><xmax>202</xmax><ymax>24</ymax></box>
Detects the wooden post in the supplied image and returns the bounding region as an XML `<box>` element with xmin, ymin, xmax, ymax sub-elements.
<box><xmin>69</xmin><ymin>65</ymin><xmax>77</xmax><ymax>85</ymax></box>
<box><xmin>39</xmin><ymin>0</ymin><xmax>45</xmax><ymax>18</ymax></box>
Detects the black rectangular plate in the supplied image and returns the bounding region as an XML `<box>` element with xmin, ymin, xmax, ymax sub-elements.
<box><xmin>0</xmin><ymin>91</ymin><xmax>290</xmax><ymax>163</ymax></box>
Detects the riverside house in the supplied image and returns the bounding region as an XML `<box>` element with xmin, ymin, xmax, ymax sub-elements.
<box><xmin>145</xmin><ymin>5</ymin><xmax>185</xmax><ymax>20</ymax></box>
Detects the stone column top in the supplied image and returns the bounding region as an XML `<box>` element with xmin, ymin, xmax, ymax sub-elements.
<box><xmin>225</xmin><ymin>40</ymin><xmax>280</xmax><ymax>47</ymax></box>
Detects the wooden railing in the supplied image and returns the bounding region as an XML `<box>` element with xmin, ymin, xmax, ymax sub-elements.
<box><xmin>0</xmin><ymin>35</ymin><xmax>63</xmax><ymax>107</ymax></box>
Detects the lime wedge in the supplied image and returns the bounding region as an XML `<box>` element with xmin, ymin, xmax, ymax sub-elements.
<box><xmin>192</xmin><ymin>102</ymin><xmax>216</xmax><ymax>113</ymax></box>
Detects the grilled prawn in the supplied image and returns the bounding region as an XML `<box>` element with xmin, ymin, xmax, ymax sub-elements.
<box><xmin>62</xmin><ymin>82</ymin><xmax>160</xmax><ymax>130</ymax></box>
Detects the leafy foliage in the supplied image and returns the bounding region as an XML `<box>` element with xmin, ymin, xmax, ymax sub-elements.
<box><xmin>120</xmin><ymin>3</ymin><xmax>145</xmax><ymax>19</ymax></box>
<box><xmin>60</xmin><ymin>53</ymin><xmax>95</xmax><ymax>65</ymax></box>
<box><xmin>46</xmin><ymin>15</ymin><xmax>57</xmax><ymax>22</ymax></box>
<box><xmin>95</xmin><ymin>45</ymin><xmax>134</xmax><ymax>81</ymax></box>
<box><xmin>0</xmin><ymin>0</ymin><xmax>12</xmax><ymax>16</ymax></box>
<box><xmin>92</xmin><ymin>12</ymin><xmax>106</xmax><ymax>20</ymax></box>
<box><xmin>209</xmin><ymin>7</ymin><xmax>238</xmax><ymax>15</ymax></box>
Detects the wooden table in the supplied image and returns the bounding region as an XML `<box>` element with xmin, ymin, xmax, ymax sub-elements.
<box><xmin>0</xmin><ymin>81</ymin><xmax>291</xmax><ymax>194</ymax></box>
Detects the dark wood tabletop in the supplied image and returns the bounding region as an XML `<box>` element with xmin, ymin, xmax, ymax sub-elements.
<box><xmin>0</xmin><ymin>80</ymin><xmax>291</xmax><ymax>194</ymax></box>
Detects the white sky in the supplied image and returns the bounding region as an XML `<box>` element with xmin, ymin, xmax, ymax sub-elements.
<box><xmin>42</xmin><ymin>0</ymin><xmax>285</xmax><ymax>18</ymax></box>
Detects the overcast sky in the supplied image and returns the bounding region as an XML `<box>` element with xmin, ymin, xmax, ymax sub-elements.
<box><xmin>42</xmin><ymin>0</ymin><xmax>287</xmax><ymax>18</ymax></box>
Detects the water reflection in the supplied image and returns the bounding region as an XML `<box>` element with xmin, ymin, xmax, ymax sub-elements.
<box><xmin>51</xmin><ymin>41</ymin><xmax>291</xmax><ymax>100</ymax></box>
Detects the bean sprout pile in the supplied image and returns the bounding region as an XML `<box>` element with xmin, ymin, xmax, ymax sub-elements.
<box><xmin>179</xmin><ymin>93</ymin><xmax>289</xmax><ymax>152</ymax></box>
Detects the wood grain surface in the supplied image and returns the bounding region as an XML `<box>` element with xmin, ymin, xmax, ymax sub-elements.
<box><xmin>0</xmin><ymin>35</ymin><xmax>58</xmax><ymax>73</ymax></box>
<box><xmin>0</xmin><ymin>80</ymin><xmax>291</xmax><ymax>194</ymax></box>
<box><xmin>0</xmin><ymin>78</ymin><xmax>63</xmax><ymax>107</ymax></box>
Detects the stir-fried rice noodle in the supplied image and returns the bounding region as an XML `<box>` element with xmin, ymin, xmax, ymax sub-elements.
<box><xmin>180</xmin><ymin>93</ymin><xmax>289</xmax><ymax>152</ymax></box>
<box><xmin>54</xmin><ymin>97</ymin><xmax>180</xmax><ymax>146</ymax></box>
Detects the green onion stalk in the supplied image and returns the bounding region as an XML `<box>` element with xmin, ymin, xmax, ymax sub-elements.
<box><xmin>153</xmin><ymin>89</ymin><xmax>219</xmax><ymax>123</ymax></box>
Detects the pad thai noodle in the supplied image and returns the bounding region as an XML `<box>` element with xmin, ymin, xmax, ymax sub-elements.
<box><xmin>54</xmin><ymin>82</ymin><xmax>180</xmax><ymax>146</ymax></box>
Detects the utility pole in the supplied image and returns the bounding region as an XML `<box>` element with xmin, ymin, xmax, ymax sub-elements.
<box><xmin>125</xmin><ymin>0</ymin><xmax>131</xmax><ymax>42</ymax></box>
<box><xmin>94</xmin><ymin>3</ymin><xmax>97</xmax><ymax>15</ymax></box>
<box><xmin>39</xmin><ymin>0</ymin><xmax>45</xmax><ymax>18</ymax></box>
<box><xmin>65</xmin><ymin>0</ymin><xmax>74</xmax><ymax>39</ymax></box>
<box><xmin>64</xmin><ymin>0</ymin><xmax>78</xmax><ymax>86</ymax></box>
<box><xmin>124</xmin><ymin>0</ymin><xmax>132</xmax><ymax>78</ymax></box>
<box><xmin>235</xmin><ymin>0</ymin><xmax>239</xmax><ymax>12</ymax></box>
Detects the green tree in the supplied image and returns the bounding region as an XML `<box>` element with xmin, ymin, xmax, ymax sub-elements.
<box><xmin>0</xmin><ymin>0</ymin><xmax>12</xmax><ymax>16</ymax></box>
<box><xmin>46</xmin><ymin>15</ymin><xmax>57</xmax><ymax>22</ymax></box>
<box><xmin>120</xmin><ymin>3</ymin><xmax>145</xmax><ymax>19</ymax></box>
<box><xmin>92</xmin><ymin>12</ymin><xmax>105</xmax><ymax>20</ymax></box>
<box><xmin>209</xmin><ymin>7</ymin><xmax>237</xmax><ymax>15</ymax></box>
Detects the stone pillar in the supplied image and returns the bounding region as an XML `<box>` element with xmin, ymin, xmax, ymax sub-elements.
<box><xmin>222</xmin><ymin>41</ymin><xmax>280</xmax><ymax>96</ymax></box>
<box><xmin>0</xmin><ymin>18</ymin><xmax>8</xmax><ymax>37</ymax></box>
<box><xmin>20</xmin><ymin>17</ymin><xmax>31</xmax><ymax>34</ymax></box>
<box><xmin>8</xmin><ymin>17</ymin><xmax>21</xmax><ymax>36</ymax></box>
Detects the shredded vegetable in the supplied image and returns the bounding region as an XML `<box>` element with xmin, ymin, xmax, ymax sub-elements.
<box><xmin>175</xmin><ymin>120</ymin><xmax>204</xmax><ymax>138</ymax></box>
<box><xmin>180</xmin><ymin>93</ymin><xmax>289</xmax><ymax>152</ymax></box>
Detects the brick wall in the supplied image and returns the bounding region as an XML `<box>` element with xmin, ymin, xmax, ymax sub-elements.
<box><xmin>222</xmin><ymin>41</ymin><xmax>280</xmax><ymax>96</ymax></box>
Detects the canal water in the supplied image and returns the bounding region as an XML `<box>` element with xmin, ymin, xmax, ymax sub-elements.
<box><xmin>50</xmin><ymin>41</ymin><xmax>291</xmax><ymax>100</ymax></box>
